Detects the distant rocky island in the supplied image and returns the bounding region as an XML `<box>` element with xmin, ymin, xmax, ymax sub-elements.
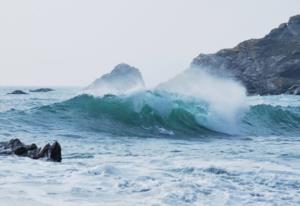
<box><xmin>86</xmin><ymin>63</ymin><xmax>145</xmax><ymax>95</ymax></box>
<box><xmin>7</xmin><ymin>90</ymin><xmax>28</xmax><ymax>95</ymax></box>
<box><xmin>7</xmin><ymin>88</ymin><xmax>55</xmax><ymax>95</ymax></box>
<box><xmin>191</xmin><ymin>15</ymin><xmax>300</xmax><ymax>95</ymax></box>
<box><xmin>30</xmin><ymin>88</ymin><xmax>54</xmax><ymax>93</ymax></box>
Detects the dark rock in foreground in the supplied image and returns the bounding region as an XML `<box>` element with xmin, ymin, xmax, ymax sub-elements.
<box><xmin>7</xmin><ymin>90</ymin><xmax>28</xmax><ymax>95</ymax></box>
<box><xmin>30</xmin><ymin>88</ymin><xmax>54</xmax><ymax>93</ymax></box>
<box><xmin>191</xmin><ymin>15</ymin><xmax>300</xmax><ymax>95</ymax></box>
<box><xmin>0</xmin><ymin>139</ymin><xmax>62</xmax><ymax>162</ymax></box>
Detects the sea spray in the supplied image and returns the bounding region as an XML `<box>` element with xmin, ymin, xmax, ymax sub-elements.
<box><xmin>82</xmin><ymin>62</ymin><xmax>248</xmax><ymax>134</ymax></box>
<box><xmin>156</xmin><ymin>67</ymin><xmax>248</xmax><ymax>134</ymax></box>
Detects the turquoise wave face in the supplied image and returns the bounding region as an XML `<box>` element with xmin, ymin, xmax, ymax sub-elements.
<box><xmin>33</xmin><ymin>92</ymin><xmax>219</xmax><ymax>137</ymax></box>
<box><xmin>1</xmin><ymin>91</ymin><xmax>300</xmax><ymax>137</ymax></box>
<box><xmin>242</xmin><ymin>104</ymin><xmax>300</xmax><ymax>136</ymax></box>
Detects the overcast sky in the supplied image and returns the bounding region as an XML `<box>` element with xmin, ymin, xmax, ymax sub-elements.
<box><xmin>0</xmin><ymin>0</ymin><xmax>300</xmax><ymax>87</ymax></box>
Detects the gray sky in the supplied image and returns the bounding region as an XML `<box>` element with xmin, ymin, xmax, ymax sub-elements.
<box><xmin>0</xmin><ymin>0</ymin><xmax>300</xmax><ymax>87</ymax></box>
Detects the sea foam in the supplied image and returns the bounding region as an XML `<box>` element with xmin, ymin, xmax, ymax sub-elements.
<box><xmin>157</xmin><ymin>67</ymin><xmax>248</xmax><ymax>134</ymax></box>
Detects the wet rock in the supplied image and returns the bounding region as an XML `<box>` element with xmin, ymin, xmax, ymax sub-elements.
<box><xmin>29</xmin><ymin>88</ymin><xmax>54</xmax><ymax>92</ymax></box>
<box><xmin>49</xmin><ymin>141</ymin><xmax>62</xmax><ymax>162</ymax></box>
<box><xmin>7</xmin><ymin>90</ymin><xmax>28</xmax><ymax>95</ymax></box>
<box><xmin>0</xmin><ymin>138</ymin><xmax>62</xmax><ymax>162</ymax></box>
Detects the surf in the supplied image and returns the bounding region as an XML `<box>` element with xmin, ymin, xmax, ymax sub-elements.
<box><xmin>2</xmin><ymin>91</ymin><xmax>295</xmax><ymax>138</ymax></box>
<box><xmin>1</xmin><ymin>68</ymin><xmax>299</xmax><ymax>138</ymax></box>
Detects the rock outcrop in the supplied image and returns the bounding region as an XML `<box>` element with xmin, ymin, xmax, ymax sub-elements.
<box><xmin>30</xmin><ymin>88</ymin><xmax>54</xmax><ymax>92</ymax></box>
<box><xmin>86</xmin><ymin>63</ymin><xmax>145</xmax><ymax>95</ymax></box>
<box><xmin>191</xmin><ymin>15</ymin><xmax>300</xmax><ymax>95</ymax></box>
<box><xmin>8</xmin><ymin>90</ymin><xmax>28</xmax><ymax>95</ymax></box>
<box><xmin>0</xmin><ymin>139</ymin><xmax>62</xmax><ymax>162</ymax></box>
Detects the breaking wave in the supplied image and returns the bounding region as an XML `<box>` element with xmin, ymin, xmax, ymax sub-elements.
<box><xmin>1</xmin><ymin>65</ymin><xmax>299</xmax><ymax>137</ymax></box>
<box><xmin>21</xmin><ymin>91</ymin><xmax>300</xmax><ymax>137</ymax></box>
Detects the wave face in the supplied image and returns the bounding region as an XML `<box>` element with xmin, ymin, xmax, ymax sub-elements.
<box><xmin>242</xmin><ymin>104</ymin><xmax>300</xmax><ymax>136</ymax></box>
<box><xmin>19</xmin><ymin>92</ymin><xmax>299</xmax><ymax>137</ymax></box>
<box><xmin>32</xmin><ymin>92</ymin><xmax>219</xmax><ymax>137</ymax></box>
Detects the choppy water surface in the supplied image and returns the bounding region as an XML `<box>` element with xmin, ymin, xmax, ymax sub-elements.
<box><xmin>0</xmin><ymin>87</ymin><xmax>299</xmax><ymax>206</ymax></box>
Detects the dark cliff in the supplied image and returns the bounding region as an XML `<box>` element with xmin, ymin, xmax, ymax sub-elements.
<box><xmin>191</xmin><ymin>15</ymin><xmax>300</xmax><ymax>95</ymax></box>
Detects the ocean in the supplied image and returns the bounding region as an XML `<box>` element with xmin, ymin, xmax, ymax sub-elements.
<box><xmin>0</xmin><ymin>87</ymin><xmax>299</xmax><ymax>206</ymax></box>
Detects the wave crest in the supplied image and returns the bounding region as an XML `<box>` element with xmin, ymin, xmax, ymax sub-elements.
<box><xmin>31</xmin><ymin>92</ymin><xmax>300</xmax><ymax>137</ymax></box>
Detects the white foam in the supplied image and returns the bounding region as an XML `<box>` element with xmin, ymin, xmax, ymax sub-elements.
<box><xmin>157</xmin><ymin>67</ymin><xmax>248</xmax><ymax>134</ymax></box>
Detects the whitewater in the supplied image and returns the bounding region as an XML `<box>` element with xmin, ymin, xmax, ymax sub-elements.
<box><xmin>0</xmin><ymin>78</ymin><xmax>300</xmax><ymax>205</ymax></box>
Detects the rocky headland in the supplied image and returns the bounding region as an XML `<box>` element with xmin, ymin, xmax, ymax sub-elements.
<box><xmin>191</xmin><ymin>15</ymin><xmax>300</xmax><ymax>95</ymax></box>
